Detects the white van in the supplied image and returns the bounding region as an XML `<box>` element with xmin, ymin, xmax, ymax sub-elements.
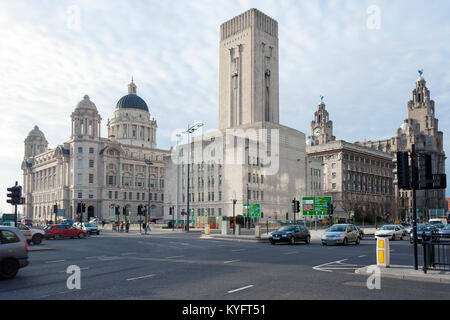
<box><xmin>428</xmin><ymin>218</ymin><xmax>448</xmax><ymax>226</ymax></box>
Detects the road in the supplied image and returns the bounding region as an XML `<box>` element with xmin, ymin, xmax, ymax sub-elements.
<box><xmin>1</xmin><ymin>230</ymin><xmax>449</xmax><ymax>300</ymax></box>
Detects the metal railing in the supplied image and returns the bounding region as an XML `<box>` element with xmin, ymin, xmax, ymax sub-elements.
<box><xmin>422</xmin><ymin>233</ymin><xmax>450</xmax><ymax>274</ymax></box>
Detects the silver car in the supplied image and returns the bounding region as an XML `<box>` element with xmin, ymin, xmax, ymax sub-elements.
<box><xmin>322</xmin><ymin>224</ymin><xmax>361</xmax><ymax>246</ymax></box>
<box><xmin>0</xmin><ymin>226</ymin><xmax>29</xmax><ymax>280</ymax></box>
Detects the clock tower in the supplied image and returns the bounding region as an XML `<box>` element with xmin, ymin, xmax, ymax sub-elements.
<box><xmin>307</xmin><ymin>97</ymin><xmax>335</xmax><ymax>146</ymax></box>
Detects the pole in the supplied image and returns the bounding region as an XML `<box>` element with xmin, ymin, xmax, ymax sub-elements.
<box><xmin>233</xmin><ymin>200</ymin><xmax>236</xmax><ymax>234</ymax></box>
<box><xmin>186</xmin><ymin>127</ymin><xmax>190</xmax><ymax>233</ymax></box>
<box><xmin>411</xmin><ymin>144</ymin><xmax>418</xmax><ymax>270</ymax></box>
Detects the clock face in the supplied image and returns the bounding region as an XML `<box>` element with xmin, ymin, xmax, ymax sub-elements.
<box><xmin>313</xmin><ymin>127</ymin><xmax>322</xmax><ymax>137</ymax></box>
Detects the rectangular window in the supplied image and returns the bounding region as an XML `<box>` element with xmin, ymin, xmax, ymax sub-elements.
<box><xmin>89</xmin><ymin>174</ymin><xmax>94</xmax><ymax>184</ymax></box>
<box><xmin>77</xmin><ymin>173</ymin><xmax>83</xmax><ymax>185</ymax></box>
<box><xmin>154</xmin><ymin>193</ymin><xmax>158</xmax><ymax>201</ymax></box>
<box><xmin>129</xmin><ymin>192</ymin><xmax>132</xmax><ymax>200</ymax></box>
<box><xmin>77</xmin><ymin>159</ymin><xmax>83</xmax><ymax>169</ymax></box>
<box><xmin>78</xmin><ymin>147</ymin><xmax>83</xmax><ymax>154</ymax></box>
<box><xmin>137</xmin><ymin>193</ymin><xmax>140</xmax><ymax>200</ymax></box>
<box><xmin>89</xmin><ymin>160</ymin><xmax>94</xmax><ymax>168</ymax></box>
<box><xmin>115</xmin><ymin>191</ymin><xmax>118</xmax><ymax>199</ymax></box>
<box><xmin>124</xmin><ymin>192</ymin><xmax>127</xmax><ymax>200</ymax></box>
<box><xmin>77</xmin><ymin>190</ymin><xmax>82</xmax><ymax>199</ymax></box>
<box><xmin>89</xmin><ymin>147</ymin><xmax>94</xmax><ymax>154</ymax></box>
<box><xmin>142</xmin><ymin>193</ymin><xmax>145</xmax><ymax>201</ymax></box>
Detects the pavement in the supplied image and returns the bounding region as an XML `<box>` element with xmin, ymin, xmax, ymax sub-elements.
<box><xmin>355</xmin><ymin>265</ymin><xmax>450</xmax><ymax>284</ymax></box>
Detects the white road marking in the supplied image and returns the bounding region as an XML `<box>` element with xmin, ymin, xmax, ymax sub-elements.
<box><xmin>313</xmin><ymin>259</ymin><xmax>363</xmax><ymax>273</ymax></box>
<box><xmin>120</xmin><ymin>252</ymin><xmax>136</xmax><ymax>256</ymax></box>
<box><xmin>283</xmin><ymin>251</ymin><xmax>297</xmax><ymax>255</ymax></box>
<box><xmin>126</xmin><ymin>274</ymin><xmax>155</xmax><ymax>281</ymax></box>
<box><xmin>231</xmin><ymin>249</ymin><xmax>246</xmax><ymax>252</ymax></box>
<box><xmin>358</xmin><ymin>255</ymin><xmax>367</xmax><ymax>258</ymax></box>
<box><xmin>45</xmin><ymin>260</ymin><xmax>66</xmax><ymax>264</ymax></box>
<box><xmin>58</xmin><ymin>267</ymin><xmax>89</xmax><ymax>273</ymax></box>
<box><xmin>85</xmin><ymin>256</ymin><xmax>98</xmax><ymax>259</ymax></box>
<box><xmin>224</xmin><ymin>260</ymin><xmax>240</xmax><ymax>264</ymax></box>
<box><xmin>166</xmin><ymin>255</ymin><xmax>184</xmax><ymax>259</ymax></box>
<box><xmin>227</xmin><ymin>285</ymin><xmax>254</xmax><ymax>294</ymax></box>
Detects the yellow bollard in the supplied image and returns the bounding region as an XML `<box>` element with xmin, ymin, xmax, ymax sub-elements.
<box><xmin>204</xmin><ymin>224</ymin><xmax>210</xmax><ymax>235</ymax></box>
<box><xmin>376</xmin><ymin>236</ymin><xmax>390</xmax><ymax>267</ymax></box>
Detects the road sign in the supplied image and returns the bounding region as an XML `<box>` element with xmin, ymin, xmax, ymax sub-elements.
<box><xmin>243</xmin><ymin>204</ymin><xmax>260</xmax><ymax>217</ymax></box>
<box><xmin>302</xmin><ymin>197</ymin><xmax>332</xmax><ymax>216</ymax></box>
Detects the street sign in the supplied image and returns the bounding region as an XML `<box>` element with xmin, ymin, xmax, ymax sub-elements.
<box><xmin>302</xmin><ymin>197</ymin><xmax>332</xmax><ymax>216</ymax></box>
<box><xmin>243</xmin><ymin>204</ymin><xmax>260</xmax><ymax>217</ymax></box>
<box><xmin>57</xmin><ymin>209</ymin><xmax>66</xmax><ymax>217</ymax></box>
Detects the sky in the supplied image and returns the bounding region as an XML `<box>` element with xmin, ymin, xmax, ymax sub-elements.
<box><xmin>0</xmin><ymin>0</ymin><xmax>449</xmax><ymax>213</ymax></box>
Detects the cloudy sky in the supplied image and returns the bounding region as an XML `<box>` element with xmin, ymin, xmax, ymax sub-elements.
<box><xmin>0</xmin><ymin>0</ymin><xmax>449</xmax><ymax>213</ymax></box>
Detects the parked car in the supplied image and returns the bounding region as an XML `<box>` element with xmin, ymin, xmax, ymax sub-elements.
<box><xmin>356</xmin><ymin>226</ymin><xmax>364</xmax><ymax>238</ymax></box>
<box><xmin>20</xmin><ymin>219</ymin><xmax>33</xmax><ymax>227</ymax></box>
<box><xmin>73</xmin><ymin>222</ymin><xmax>100</xmax><ymax>235</ymax></box>
<box><xmin>45</xmin><ymin>224</ymin><xmax>87</xmax><ymax>240</ymax></box>
<box><xmin>375</xmin><ymin>225</ymin><xmax>404</xmax><ymax>240</ymax></box>
<box><xmin>410</xmin><ymin>224</ymin><xmax>438</xmax><ymax>244</ymax></box>
<box><xmin>0</xmin><ymin>226</ymin><xmax>29</xmax><ymax>280</ymax></box>
<box><xmin>428</xmin><ymin>218</ymin><xmax>448</xmax><ymax>226</ymax></box>
<box><xmin>441</xmin><ymin>225</ymin><xmax>450</xmax><ymax>236</ymax></box>
<box><xmin>269</xmin><ymin>225</ymin><xmax>311</xmax><ymax>245</ymax></box>
<box><xmin>395</xmin><ymin>224</ymin><xmax>408</xmax><ymax>236</ymax></box>
<box><xmin>60</xmin><ymin>219</ymin><xmax>75</xmax><ymax>226</ymax></box>
<box><xmin>321</xmin><ymin>224</ymin><xmax>361</xmax><ymax>246</ymax></box>
<box><xmin>16</xmin><ymin>223</ymin><xmax>45</xmax><ymax>245</ymax></box>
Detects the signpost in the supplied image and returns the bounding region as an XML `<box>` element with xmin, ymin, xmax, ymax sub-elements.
<box><xmin>302</xmin><ymin>197</ymin><xmax>332</xmax><ymax>216</ymax></box>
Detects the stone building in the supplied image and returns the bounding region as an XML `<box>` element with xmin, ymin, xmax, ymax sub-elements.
<box><xmin>306</xmin><ymin>99</ymin><xmax>395</xmax><ymax>221</ymax></box>
<box><xmin>21</xmin><ymin>80</ymin><xmax>170</xmax><ymax>224</ymax></box>
<box><xmin>355</xmin><ymin>73</ymin><xmax>446</xmax><ymax>220</ymax></box>
<box><xmin>164</xmin><ymin>9</ymin><xmax>312</xmax><ymax>226</ymax></box>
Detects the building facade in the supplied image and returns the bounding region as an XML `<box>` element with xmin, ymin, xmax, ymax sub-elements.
<box><xmin>164</xmin><ymin>9</ymin><xmax>310</xmax><ymax>226</ymax></box>
<box><xmin>21</xmin><ymin>81</ymin><xmax>170</xmax><ymax>224</ymax></box>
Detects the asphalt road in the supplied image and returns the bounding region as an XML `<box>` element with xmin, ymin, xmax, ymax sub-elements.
<box><xmin>1</xmin><ymin>230</ymin><xmax>449</xmax><ymax>300</ymax></box>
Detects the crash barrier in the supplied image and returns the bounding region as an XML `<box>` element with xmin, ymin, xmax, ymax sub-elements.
<box><xmin>376</xmin><ymin>236</ymin><xmax>390</xmax><ymax>267</ymax></box>
<box><xmin>422</xmin><ymin>233</ymin><xmax>450</xmax><ymax>274</ymax></box>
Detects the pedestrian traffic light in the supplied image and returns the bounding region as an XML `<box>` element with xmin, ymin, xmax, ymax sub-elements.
<box><xmin>394</xmin><ymin>152</ymin><xmax>411</xmax><ymax>190</ymax></box>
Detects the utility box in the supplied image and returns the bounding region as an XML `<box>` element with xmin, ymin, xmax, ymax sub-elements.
<box><xmin>234</xmin><ymin>224</ymin><xmax>241</xmax><ymax>235</ymax></box>
<box><xmin>376</xmin><ymin>237</ymin><xmax>390</xmax><ymax>267</ymax></box>
<box><xmin>221</xmin><ymin>221</ymin><xmax>229</xmax><ymax>235</ymax></box>
<box><xmin>255</xmin><ymin>225</ymin><xmax>262</xmax><ymax>238</ymax></box>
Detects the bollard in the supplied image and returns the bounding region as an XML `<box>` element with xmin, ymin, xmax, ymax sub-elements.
<box><xmin>204</xmin><ymin>224</ymin><xmax>210</xmax><ymax>235</ymax></box>
<box><xmin>255</xmin><ymin>225</ymin><xmax>261</xmax><ymax>238</ymax></box>
<box><xmin>221</xmin><ymin>221</ymin><xmax>229</xmax><ymax>235</ymax></box>
<box><xmin>235</xmin><ymin>224</ymin><xmax>241</xmax><ymax>236</ymax></box>
<box><xmin>376</xmin><ymin>236</ymin><xmax>390</xmax><ymax>267</ymax></box>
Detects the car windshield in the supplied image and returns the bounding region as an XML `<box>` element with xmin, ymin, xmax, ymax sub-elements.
<box><xmin>381</xmin><ymin>226</ymin><xmax>395</xmax><ymax>230</ymax></box>
<box><xmin>277</xmin><ymin>226</ymin><xmax>295</xmax><ymax>232</ymax></box>
<box><xmin>328</xmin><ymin>225</ymin><xmax>347</xmax><ymax>232</ymax></box>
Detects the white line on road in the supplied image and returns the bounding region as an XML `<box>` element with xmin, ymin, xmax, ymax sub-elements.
<box><xmin>231</xmin><ymin>249</ymin><xmax>246</xmax><ymax>252</ymax></box>
<box><xmin>358</xmin><ymin>255</ymin><xmax>367</xmax><ymax>258</ymax></box>
<box><xmin>58</xmin><ymin>267</ymin><xmax>89</xmax><ymax>273</ymax></box>
<box><xmin>45</xmin><ymin>260</ymin><xmax>66</xmax><ymax>264</ymax></box>
<box><xmin>227</xmin><ymin>285</ymin><xmax>254</xmax><ymax>294</ymax></box>
<box><xmin>126</xmin><ymin>274</ymin><xmax>155</xmax><ymax>281</ymax></box>
<box><xmin>120</xmin><ymin>252</ymin><xmax>136</xmax><ymax>256</ymax></box>
<box><xmin>166</xmin><ymin>255</ymin><xmax>184</xmax><ymax>259</ymax></box>
<box><xmin>283</xmin><ymin>251</ymin><xmax>297</xmax><ymax>255</ymax></box>
<box><xmin>224</xmin><ymin>260</ymin><xmax>240</xmax><ymax>264</ymax></box>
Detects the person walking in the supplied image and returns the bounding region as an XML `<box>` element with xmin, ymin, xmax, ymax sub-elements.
<box><xmin>120</xmin><ymin>222</ymin><xmax>124</xmax><ymax>233</ymax></box>
<box><xmin>126</xmin><ymin>221</ymin><xmax>130</xmax><ymax>233</ymax></box>
<box><xmin>102</xmin><ymin>220</ymin><xmax>105</xmax><ymax>229</ymax></box>
<box><xmin>146</xmin><ymin>221</ymin><xmax>152</xmax><ymax>233</ymax></box>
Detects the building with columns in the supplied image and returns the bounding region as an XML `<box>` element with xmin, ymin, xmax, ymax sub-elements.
<box><xmin>21</xmin><ymin>80</ymin><xmax>170</xmax><ymax>224</ymax></box>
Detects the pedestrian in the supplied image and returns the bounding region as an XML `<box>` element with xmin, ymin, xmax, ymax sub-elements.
<box><xmin>120</xmin><ymin>222</ymin><xmax>124</xmax><ymax>232</ymax></box>
<box><xmin>146</xmin><ymin>221</ymin><xmax>152</xmax><ymax>233</ymax></box>
<box><xmin>126</xmin><ymin>221</ymin><xmax>130</xmax><ymax>233</ymax></box>
<box><xmin>102</xmin><ymin>220</ymin><xmax>105</xmax><ymax>229</ymax></box>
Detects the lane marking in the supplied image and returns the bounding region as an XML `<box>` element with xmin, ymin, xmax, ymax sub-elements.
<box><xmin>166</xmin><ymin>255</ymin><xmax>184</xmax><ymax>259</ymax></box>
<box><xmin>224</xmin><ymin>260</ymin><xmax>240</xmax><ymax>264</ymax></box>
<box><xmin>231</xmin><ymin>249</ymin><xmax>246</xmax><ymax>252</ymax></box>
<box><xmin>227</xmin><ymin>285</ymin><xmax>254</xmax><ymax>294</ymax></box>
<box><xmin>283</xmin><ymin>251</ymin><xmax>297</xmax><ymax>255</ymax></box>
<box><xmin>45</xmin><ymin>260</ymin><xmax>66</xmax><ymax>264</ymax></box>
<box><xmin>358</xmin><ymin>255</ymin><xmax>367</xmax><ymax>258</ymax></box>
<box><xmin>313</xmin><ymin>259</ymin><xmax>364</xmax><ymax>273</ymax></box>
<box><xmin>126</xmin><ymin>274</ymin><xmax>155</xmax><ymax>281</ymax></box>
<box><xmin>58</xmin><ymin>267</ymin><xmax>89</xmax><ymax>273</ymax></box>
<box><xmin>120</xmin><ymin>252</ymin><xmax>136</xmax><ymax>256</ymax></box>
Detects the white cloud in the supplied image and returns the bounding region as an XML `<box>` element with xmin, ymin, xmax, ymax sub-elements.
<box><xmin>0</xmin><ymin>0</ymin><xmax>449</xmax><ymax>212</ymax></box>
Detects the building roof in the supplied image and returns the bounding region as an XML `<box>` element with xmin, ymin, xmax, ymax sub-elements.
<box><xmin>116</xmin><ymin>94</ymin><xmax>149</xmax><ymax>112</ymax></box>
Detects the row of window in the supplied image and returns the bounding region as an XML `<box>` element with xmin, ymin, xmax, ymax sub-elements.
<box><xmin>248</xmin><ymin>172</ymin><xmax>265</xmax><ymax>184</ymax></box>
<box><xmin>107</xmin><ymin>175</ymin><xmax>164</xmax><ymax>188</ymax></box>
<box><xmin>107</xmin><ymin>191</ymin><xmax>163</xmax><ymax>201</ymax></box>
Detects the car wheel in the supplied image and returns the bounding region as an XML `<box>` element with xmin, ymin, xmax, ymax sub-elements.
<box><xmin>400</xmin><ymin>235</ymin><xmax>403</xmax><ymax>241</ymax></box>
<box><xmin>289</xmin><ymin>236</ymin><xmax>295</xmax><ymax>245</ymax></box>
<box><xmin>54</xmin><ymin>234</ymin><xmax>61</xmax><ymax>240</ymax></box>
<box><xmin>32</xmin><ymin>234</ymin><xmax>43</xmax><ymax>245</ymax></box>
<box><xmin>270</xmin><ymin>240</ymin><xmax>276</xmax><ymax>245</ymax></box>
<box><xmin>305</xmin><ymin>236</ymin><xmax>311</xmax><ymax>244</ymax></box>
<box><xmin>343</xmin><ymin>238</ymin><xmax>348</xmax><ymax>246</ymax></box>
<box><xmin>97</xmin><ymin>232</ymin><xmax>100</xmax><ymax>235</ymax></box>
<box><xmin>78</xmin><ymin>233</ymin><xmax>85</xmax><ymax>239</ymax></box>
<box><xmin>355</xmin><ymin>237</ymin><xmax>360</xmax><ymax>245</ymax></box>
<box><xmin>0</xmin><ymin>259</ymin><xmax>19</xmax><ymax>280</ymax></box>
<box><xmin>391</xmin><ymin>234</ymin><xmax>396</xmax><ymax>241</ymax></box>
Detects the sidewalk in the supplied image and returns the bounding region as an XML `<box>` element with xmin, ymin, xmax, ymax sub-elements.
<box><xmin>355</xmin><ymin>265</ymin><xmax>450</xmax><ymax>284</ymax></box>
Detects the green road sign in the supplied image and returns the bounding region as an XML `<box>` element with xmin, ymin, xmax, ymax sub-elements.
<box><xmin>243</xmin><ymin>204</ymin><xmax>261</xmax><ymax>217</ymax></box>
<box><xmin>302</xmin><ymin>197</ymin><xmax>332</xmax><ymax>216</ymax></box>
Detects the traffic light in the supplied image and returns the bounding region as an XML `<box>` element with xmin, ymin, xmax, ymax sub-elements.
<box><xmin>295</xmin><ymin>200</ymin><xmax>300</xmax><ymax>213</ymax></box>
<box><xmin>6</xmin><ymin>185</ymin><xmax>22</xmax><ymax>205</ymax></box>
<box><xmin>53</xmin><ymin>204</ymin><xmax>58</xmax><ymax>214</ymax></box>
<box><xmin>394</xmin><ymin>152</ymin><xmax>411</xmax><ymax>190</ymax></box>
<box><xmin>169</xmin><ymin>206</ymin><xmax>174</xmax><ymax>216</ymax></box>
<box><xmin>115</xmin><ymin>206</ymin><xmax>120</xmax><ymax>215</ymax></box>
<box><xmin>81</xmin><ymin>203</ymin><xmax>86</xmax><ymax>213</ymax></box>
<box><xmin>77</xmin><ymin>203</ymin><xmax>82</xmax><ymax>213</ymax></box>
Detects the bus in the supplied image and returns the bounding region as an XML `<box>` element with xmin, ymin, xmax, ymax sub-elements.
<box><xmin>1</xmin><ymin>213</ymin><xmax>16</xmax><ymax>225</ymax></box>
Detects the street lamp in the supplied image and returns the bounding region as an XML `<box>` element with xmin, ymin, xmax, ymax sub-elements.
<box><xmin>181</xmin><ymin>122</ymin><xmax>204</xmax><ymax>232</ymax></box>
<box><xmin>175</xmin><ymin>133</ymin><xmax>182</xmax><ymax>230</ymax></box>
<box><xmin>145</xmin><ymin>159</ymin><xmax>153</xmax><ymax>234</ymax></box>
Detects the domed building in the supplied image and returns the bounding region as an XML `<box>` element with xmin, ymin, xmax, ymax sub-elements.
<box><xmin>22</xmin><ymin>80</ymin><xmax>171</xmax><ymax>224</ymax></box>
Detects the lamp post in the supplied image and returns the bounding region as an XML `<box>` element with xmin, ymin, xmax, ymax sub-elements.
<box><xmin>181</xmin><ymin>122</ymin><xmax>204</xmax><ymax>232</ymax></box>
<box><xmin>145</xmin><ymin>160</ymin><xmax>153</xmax><ymax>234</ymax></box>
<box><xmin>176</xmin><ymin>133</ymin><xmax>182</xmax><ymax>229</ymax></box>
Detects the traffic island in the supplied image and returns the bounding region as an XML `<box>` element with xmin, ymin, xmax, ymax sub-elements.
<box><xmin>355</xmin><ymin>265</ymin><xmax>450</xmax><ymax>284</ymax></box>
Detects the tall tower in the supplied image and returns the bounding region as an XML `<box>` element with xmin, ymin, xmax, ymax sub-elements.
<box><xmin>307</xmin><ymin>97</ymin><xmax>335</xmax><ymax>145</ymax></box>
<box><xmin>219</xmin><ymin>8</ymin><xmax>279</xmax><ymax>130</ymax></box>
<box><xmin>24</xmin><ymin>126</ymin><xmax>48</xmax><ymax>158</ymax></box>
<box><xmin>70</xmin><ymin>95</ymin><xmax>102</xmax><ymax>141</ymax></box>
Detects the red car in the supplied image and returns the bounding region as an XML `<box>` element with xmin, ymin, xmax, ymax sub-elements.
<box><xmin>44</xmin><ymin>224</ymin><xmax>87</xmax><ymax>240</ymax></box>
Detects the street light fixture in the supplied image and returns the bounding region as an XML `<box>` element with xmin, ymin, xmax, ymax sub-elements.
<box><xmin>181</xmin><ymin>122</ymin><xmax>204</xmax><ymax>232</ymax></box>
<box><xmin>145</xmin><ymin>159</ymin><xmax>153</xmax><ymax>234</ymax></box>
<box><xmin>175</xmin><ymin>133</ymin><xmax>182</xmax><ymax>230</ymax></box>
